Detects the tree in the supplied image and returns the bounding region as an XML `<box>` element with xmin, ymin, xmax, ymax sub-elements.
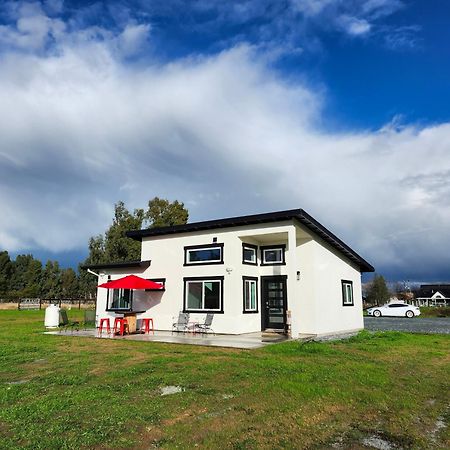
<box><xmin>104</xmin><ymin>201</ymin><xmax>144</xmax><ymax>262</ymax></box>
<box><xmin>366</xmin><ymin>274</ymin><xmax>390</xmax><ymax>306</ymax></box>
<box><xmin>41</xmin><ymin>261</ymin><xmax>62</xmax><ymax>298</ymax></box>
<box><xmin>61</xmin><ymin>268</ymin><xmax>79</xmax><ymax>298</ymax></box>
<box><xmin>82</xmin><ymin>198</ymin><xmax>188</xmax><ymax>265</ymax></box>
<box><xmin>9</xmin><ymin>254</ymin><xmax>42</xmax><ymax>297</ymax></box>
<box><xmin>0</xmin><ymin>251</ymin><xmax>13</xmax><ymax>296</ymax></box>
<box><xmin>79</xmin><ymin>198</ymin><xmax>188</xmax><ymax>298</ymax></box>
<box><xmin>145</xmin><ymin>197</ymin><xmax>189</xmax><ymax>228</ymax></box>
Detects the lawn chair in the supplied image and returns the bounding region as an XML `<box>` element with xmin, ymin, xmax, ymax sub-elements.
<box><xmin>82</xmin><ymin>310</ymin><xmax>96</xmax><ymax>330</ymax></box>
<box><xmin>59</xmin><ymin>310</ymin><xmax>80</xmax><ymax>332</ymax></box>
<box><xmin>172</xmin><ymin>312</ymin><xmax>189</xmax><ymax>333</ymax></box>
<box><xmin>194</xmin><ymin>313</ymin><xmax>214</xmax><ymax>335</ymax></box>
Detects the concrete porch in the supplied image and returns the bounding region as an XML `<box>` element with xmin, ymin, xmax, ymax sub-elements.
<box><xmin>45</xmin><ymin>329</ymin><xmax>296</xmax><ymax>349</ymax></box>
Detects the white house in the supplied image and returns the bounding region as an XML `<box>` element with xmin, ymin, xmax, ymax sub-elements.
<box><xmin>414</xmin><ymin>285</ymin><xmax>450</xmax><ymax>307</ymax></box>
<box><xmin>85</xmin><ymin>209</ymin><xmax>374</xmax><ymax>339</ymax></box>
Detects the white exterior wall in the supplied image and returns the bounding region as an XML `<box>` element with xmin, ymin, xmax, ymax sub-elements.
<box><xmin>94</xmin><ymin>219</ymin><xmax>365</xmax><ymax>336</ymax></box>
<box><xmin>309</xmin><ymin>238</ymin><xmax>363</xmax><ymax>336</ymax></box>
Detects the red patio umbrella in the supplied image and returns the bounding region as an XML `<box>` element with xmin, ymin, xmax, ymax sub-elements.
<box><xmin>98</xmin><ymin>274</ymin><xmax>163</xmax><ymax>290</ymax></box>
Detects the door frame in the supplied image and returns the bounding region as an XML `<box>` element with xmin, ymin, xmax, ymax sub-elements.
<box><xmin>260</xmin><ymin>275</ymin><xmax>288</xmax><ymax>332</ymax></box>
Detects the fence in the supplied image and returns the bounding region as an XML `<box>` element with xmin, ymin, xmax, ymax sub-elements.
<box><xmin>2</xmin><ymin>298</ymin><xmax>97</xmax><ymax>310</ymax></box>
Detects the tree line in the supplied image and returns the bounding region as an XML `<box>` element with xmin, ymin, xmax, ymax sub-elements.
<box><xmin>0</xmin><ymin>197</ymin><xmax>188</xmax><ymax>300</ymax></box>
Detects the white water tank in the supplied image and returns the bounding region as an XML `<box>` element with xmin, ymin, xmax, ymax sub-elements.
<box><xmin>44</xmin><ymin>304</ymin><xmax>60</xmax><ymax>328</ymax></box>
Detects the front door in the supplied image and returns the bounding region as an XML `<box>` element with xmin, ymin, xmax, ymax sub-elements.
<box><xmin>261</xmin><ymin>276</ymin><xmax>287</xmax><ymax>331</ymax></box>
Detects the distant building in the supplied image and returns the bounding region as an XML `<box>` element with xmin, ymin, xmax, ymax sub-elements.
<box><xmin>414</xmin><ymin>285</ymin><xmax>450</xmax><ymax>307</ymax></box>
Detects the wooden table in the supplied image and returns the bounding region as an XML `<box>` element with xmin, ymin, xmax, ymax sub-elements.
<box><xmin>117</xmin><ymin>311</ymin><xmax>145</xmax><ymax>334</ymax></box>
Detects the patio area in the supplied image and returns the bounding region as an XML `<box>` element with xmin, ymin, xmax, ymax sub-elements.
<box><xmin>45</xmin><ymin>329</ymin><xmax>296</xmax><ymax>349</ymax></box>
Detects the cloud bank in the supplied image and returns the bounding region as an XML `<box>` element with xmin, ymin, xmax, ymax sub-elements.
<box><xmin>0</xmin><ymin>1</ymin><xmax>447</xmax><ymax>280</ymax></box>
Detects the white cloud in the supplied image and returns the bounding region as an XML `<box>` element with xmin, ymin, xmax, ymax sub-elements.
<box><xmin>0</xmin><ymin>3</ymin><xmax>445</xmax><ymax>279</ymax></box>
<box><xmin>338</xmin><ymin>15</ymin><xmax>372</xmax><ymax>36</ymax></box>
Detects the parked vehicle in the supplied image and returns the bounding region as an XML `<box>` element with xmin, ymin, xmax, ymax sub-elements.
<box><xmin>366</xmin><ymin>303</ymin><xmax>420</xmax><ymax>318</ymax></box>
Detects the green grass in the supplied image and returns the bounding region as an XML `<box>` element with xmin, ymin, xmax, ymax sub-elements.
<box><xmin>0</xmin><ymin>311</ymin><xmax>449</xmax><ymax>449</ymax></box>
<box><xmin>419</xmin><ymin>306</ymin><xmax>450</xmax><ymax>318</ymax></box>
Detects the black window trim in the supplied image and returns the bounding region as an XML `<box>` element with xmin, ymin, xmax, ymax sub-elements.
<box><xmin>260</xmin><ymin>244</ymin><xmax>286</xmax><ymax>266</ymax></box>
<box><xmin>106</xmin><ymin>288</ymin><xmax>134</xmax><ymax>312</ymax></box>
<box><xmin>242</xmin><ymin>243</ymin><xmax>258</xmax><ymax>265</ymax></box>
<box><xmin>183</xmin><ymin>276</ymin><xmax>224</xmax><ymax>314</ymax></box>
<box><xmin>341</xmin><ymin>279</ymin><xmax>354</xmax><ymax>306</ymax></box>
<box><xmin>242</xmin><ymin>276</ymin><xmax>259</xmax><ymax>314</ymax></box>
<box><xmin>145</xmin><ymin>278</ymin><xmax>166</xmax><ymax>292</ymax></box>
<box><xmin>184</xmin><ymin>243</ymin><xmax>224</xmax><ymax>266</ymax></box>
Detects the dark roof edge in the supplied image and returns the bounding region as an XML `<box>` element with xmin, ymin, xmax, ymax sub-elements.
<box><xmin>80</xmin><ymin>260</ymin><xmax>151</xmax><ymax>270</ymax></box>
<box><xmin>126</xmin><ymin>209</ymin><xmax>304</xmax><ymax>240</ymax></box>
<box><xmin>125</xmin><ymin>208</ymin><xmax>374</xmax><ymax>273</ymax></box>
<box><xmin>295</xmin><ymin>210</ymin><xmax>374</xmax><ymax>273</ymax></box>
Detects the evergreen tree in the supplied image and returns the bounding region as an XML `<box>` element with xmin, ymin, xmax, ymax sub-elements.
<box><xmin>41</xmin><ymin>261</ymin><xmax>62</xmax><ymax>298</ymax></box>
<box><xmin>366</xmin><ymin>274</ymin><xmax>390</xmax><ymax>306</ymax></box>
<box><xmin>9</xmin><ymin>254</ymin><xmax>42</xmax><ymax>297</ymax></box>
<box><xmin>61</xmin><ymin>268</ymin><xmax>79</xmax><ymax>298</ymax></box>
<box><xmin>0</xmin><ymin>251</ymin><xmax>13</xmax><ymax>296</ymax></box>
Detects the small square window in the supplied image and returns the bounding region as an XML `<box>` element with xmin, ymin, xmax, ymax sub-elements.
<box><xmin>261</xmin><ymin>245</ymin><xmax>285</xmax><ymax>265</ymax></box>
<box><xmin>341</xmin><ymin>280</ymin><xmax>354</xmax><ymax>306</ymax></box>
<box><xmin>242</xmin><ymin>244</ymin><xmax>257</xmax><ymax>265</ymax></box>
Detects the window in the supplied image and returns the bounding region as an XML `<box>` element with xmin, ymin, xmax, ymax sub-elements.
<box><xmin>145</xmin><ymin>278</ymin><xmax>166</xmax><ymax>292</ymax></box>
<box><xmin>184</xmin><ymin>277</ymin><xmax>224</xmax><ymax>312</ymax></box>
<box><xmin>184</xmin><ymin>243</ymin><xmax>224</xmax><ymax>266</ymax></box>
<box><xmin>107</xmin><ymin>289</ymin><xmax>133</xmax><ymax>311</ymax></box>
<box><xmin>242</xmin><ymin>243</ymin><xmax>257</xmax><ymax>265</ymax></box>
<box><xmin>243</xmin><ymin>277</ymin><xmax>258</xmax><ymax>313</ymax></box>
<box><xmin>260</xmin><ymin>245</ymin><xmax>286</xmax><ymax>265</ymax></box>
<box><xmin>341</xmin><ymin>280</ymin><xmax>354</xmax><ymax>306</ymax></box>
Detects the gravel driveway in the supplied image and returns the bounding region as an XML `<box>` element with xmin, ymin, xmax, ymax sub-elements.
<box><xmin>364</xmin><ymin>317</ymin><xmax>450</xmax><ymax>334</ymax></box>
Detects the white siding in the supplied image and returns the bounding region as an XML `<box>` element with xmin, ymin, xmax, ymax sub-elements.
<box><xmin>94</xmin><ymin>219</ymin><xmax>365</xmax><ymax>336</ymax></box>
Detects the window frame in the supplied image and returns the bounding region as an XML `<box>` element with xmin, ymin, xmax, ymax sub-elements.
<box><xmin>145</xmin><ymin>278</ymin><xmax>166</xmax><ymax>292</ymax></box>
<box><xmin>183</xmin><ymin>276</ymin><xmax>224</xmax><ymax>313</ymax></box>
<box><xmin>242</xmin><ymin>243</ymin><xmax>258</xmax><ymax>265</ymax></box>
<box><xmin>106</xmin><ymin>288</ymin><xmax>133</xmax><ymax>312</ymax></box>
<box><xmin>341</xmin><ymin>280</ymin><xmax>354</xmax><ymax>306</ymax></box>
<box><xmin>260</xmin><ymin>245</ymin><xmax>286</xmax><ymax>266</ymax></box>
<box><xmin>242</xmin><ymin>276</ymin><xmax>259</xmax><ymax>314</ymax></box>
<box><xmin>184</xmin><ymin>243</ymin><xmax>224</xmax><ymax>266</ymax></box>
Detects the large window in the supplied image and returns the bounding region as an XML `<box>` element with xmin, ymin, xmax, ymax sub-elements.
<box><xmin>242</xmin><ymin>243</ymin><xmax>257</xmax><ymax>265</ymax></box>
<box><xmin>341</xmin><ymin>280</ymin><xmax>354</xmax><ymax>306</ymax></box>
<box><xmin>260</xmin><ymin>245</ymin><xmax>286</xmax><ymax>265</ymax></box>
<box><xmin>184</xmin><ymin>243</ymin><xmax>224</xmax><ymax>266</ymax></box>
<box><xmin>184</xmin><ymin>277</ymin><xmax>224</xmax><ymax>312</ymax></box>
<box><xmin>107</xmin><ymin>289</ymin><xmax>133</xmax><ymax>311</ymax></box>
<box><xmin>243</xmin><ymin>276</ymin><xmax>258</xmax><ymax>313</ymax></box>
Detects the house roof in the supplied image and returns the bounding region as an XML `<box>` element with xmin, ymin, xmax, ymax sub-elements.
<box><xmin>416</xmin><ymin>284</ymin><xmax>450</xmax><ymax>298</ymax></box>
<box><xmin>126</xmin><ymin>208</ymin><xmax>375</xmax><ymax>272</ymax></box>
<box><xmin>80</xmin><ymin>260</ymin><xmax>151</xmax><ymax>270</ymax></box>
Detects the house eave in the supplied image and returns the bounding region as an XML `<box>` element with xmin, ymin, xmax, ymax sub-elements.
<box><xmin>80</xmin><ymin>260</ymin><xmax>151</xmax><ymax>270</ymax></box>
<box><xmin>125</xmin><ymin>208</ymin><xmax>375</xmax><ymax>273</ymax></box>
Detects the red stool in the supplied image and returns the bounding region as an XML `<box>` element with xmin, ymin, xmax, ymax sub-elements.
<box><xmin>113</xmin><ymin>318</ymin><xmax>129</xmax><ymax>336</ymax></box>
<box><xmin>98</xmin><ymin>318</ymin><xmax>111</xmax><ymax>334</ymax></box>
<box><xmin>141</xmin><ymin>318</ymin><xmax>154</xmax><ymax>334</ymax></box>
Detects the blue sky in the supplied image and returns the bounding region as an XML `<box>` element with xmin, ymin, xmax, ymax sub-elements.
<box><xmin>1</xmin><ymin>0</ymin><xmax>450</xmax><ymax>282</ymax></box>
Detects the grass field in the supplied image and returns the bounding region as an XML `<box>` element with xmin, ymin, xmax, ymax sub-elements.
<box><xmin>0</xmin><ymin>310</ymin><xmax>449</xmax><ymax>449</ymax></box>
